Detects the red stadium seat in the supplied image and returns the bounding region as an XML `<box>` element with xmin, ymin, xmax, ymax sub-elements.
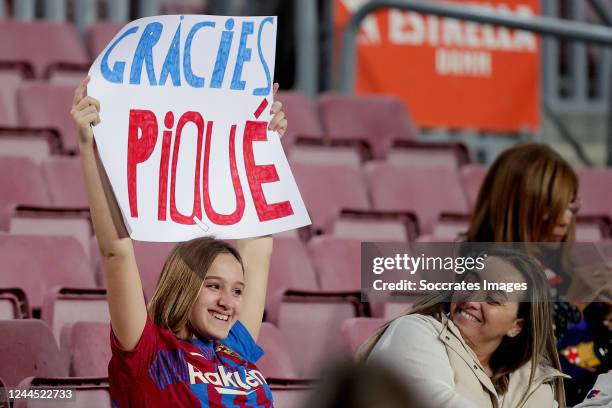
<box><xmin>386</xmin><ymin>140</ymin><xmax>471</xmax><ymax>169</ymax></box>
<box><xmin>275</xmin><ymin>91</ymin><xmax>324</xmax><ymax>152</ymax></box>
<box><xmin>291</xmin><ymin>162</ymin><xmax>370</xmax><ymax>233</ymax></box>
<box><xmin>0</xmin><ymin>320</ymin><xmax>67</xmax><ymax>387</ymax></box>
<box><xmin>13</xmin><ymin>377</ymin><xmax>110</xmax><ymax>408</ymax></box>
<box><xmin>341</xmin><ymin>317</ymin><xmax>386</xmax><ymax>355</ymax></box>
<box><xmin>268</xmin><ymin>380</ymin><xmax>313</xmax><ymax>408</ymax></box>
<box><xmin>308</xmin><ymin>237</ymin><xmax>361</xmax><ymax>292</ymax></box>
<box><xmin>0</xmin><ymin>20</ymin><xmax>89</xmax><ymax>79</ymax></box>
<box><xmin>318</xmin><ymin>93</ymin><xmax>417</xmax><ymax>159</ymax></box>
<box><xmin>9</xmin><ymin>207</ymin><xmax>92</xmax><ymax>258</ymax></box>
<box><xmin>365</xmin><ymin>162</ymin><xmax>469</xmax><ymax>234</ymax></box>
<box><xmin>41</xmin><ymin>287</ymin><xmax>109</xmax><ymax>344</ymax></box>
<box><xmin>60</xmin><ymin>322</ymin><xmax>110</xmax><ymax>378</ymax></box>
<box><xmin>0</xmin><ymin>288</ymin><xmax>30</xmax><ymax>319</ymax></box>
<box><xmin>0</xmin><ymin>234</ymin><xmax>96</xmax><ymax>311</ymax></box>
<box><xmin>0</xmin><ymin>156</ymin><xmax>50</xmax><ymax>228</ymax></box>
<box><xmin>331</xmin><ymin>210</ymin><xmax>418</xmax><ymax>242</ymax></box>
<box><xmin>277</xmin><ymin>292</ymin><xmax>365</xmax><ymax>377</ymax></box>
<box><xmin>133</xmin><ymin>241</ymin><xmax>176</xmax><ymax>300</ymax></box>
<box><xmin>266</xmin><ymin>237</ymin><xmax>319</xmax><ymax>323</ymax></box>
<box><xmin>0</xmin><ymin>67</ymin><xmax>29</xmax><ymax>127</ymax></box>
<box><xmin>41</xmin><ymin>156</ymin><xmax>88</xmax><ymax>207</ymax></box>
<box><xmin>459</xmin><ymin>164</ymin><xmax>487</xmax><ymax>209</ymax></box>
<box><xmin>0</xmin><ymin>128</ymin><xmax>61</xmax><ymax>164</ymax></box>
<box><xmin>86</xmin><ymin>21</ymin><xmax>124</xmax><ymax>60</ymax></box>
<box><xmin>576</xmin><ymin>168</ymin><xmax>612</xmax><ymax>220</ymax></box>
<box><xmin>257</xmin><ymin>322</ymin><xmax>298</xmax><ymax>379</ymax></box>
<box><xmin>17</xmin><ymin>83</ymin><xmax>80</xmax><ymax>152</ymax></box>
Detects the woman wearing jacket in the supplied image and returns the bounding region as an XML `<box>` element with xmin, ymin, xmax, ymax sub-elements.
<box><xmin>358</xmin><ymin>249</ymin><xmax>567</xmax><ymax>407</ymax></box>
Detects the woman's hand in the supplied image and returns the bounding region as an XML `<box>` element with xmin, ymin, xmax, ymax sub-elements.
<box><xmin>268</xmin><ymin>83</ymin><xmax>287</xmax><ymax>137</ymax></box>
<box><xmin>70</xmin><ymin>76</ymin><xmax>101</xmax><ymax>148</ymax></box>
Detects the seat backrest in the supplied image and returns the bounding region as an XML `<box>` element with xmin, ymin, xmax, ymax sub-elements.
<box><xmin>0</xmin><ymin>156</ymin><xmax>50</xmax><ymax>210</ymax></box>
<box><xmin>341</xmin><ymin>317</ymin><xmax>387</xmax><ymax>355</ymax></box>
<box><xmin>576</xmin><ymin>168</ymin><xmax>612</xmax><ymax>219</ymax></box>
<box><xmin>64</xmin><ymin>321</ymin><xmax>111</xmax><ymax>377</ymax></box>
<box><xmin>308</xmin><ymin>237</ymin><xmax>362</xmax><ymax>291</ymax></box>
<box><xmin>365</xmin><ymin>162</ymin><xmax>469</xmax><ymax>234</ymax></box>
<box><xmin>41</xmin><ymin>288</ymin><xmax>109</xmax><ymax>344</ymax></box>
<box><xmin>86</xmin><ymin>21</ymin><xmax>124</xmax><ymax>60</ymax></box>
<box><xmin>459</xmin><ymin>164</ymin><xmax>487</xmax><ymax>209</ymax></box>
<box><xmin>0</xmin><ymin>320</ymin><xmax>67</xmax><ymax>387</ymax></box>
<box><xmin>277</xmin><ymin>294</ymin><xmax>362</xmax><ymax>377</ymax></box>
<box><xmin>17</xmin><ymin>83</ymin><xmax>79</xmax><ymax>152</ymax></box>
<box><xmin>0</xmin><ymin>20</ymin><xmax>88</xmax><ymax>78</ymax></box>
<box><xmin>291</xmin><ymin>162</ymin><xmax>370</xmax><ymax>232</ymax></box>
<box><xmin>0</xmin><ymin>234</ymin><xmax>95</xmax><ymax>310</ymax></box>
<box><xmin>257</xmin><ymin>322</ymin><xmax>298</xmax><ymax>379</ymax></box>
<box><xmin>318</xmin><ymin>93</ymin><xmax>417</xmax><ymax>159</ymax></box>
<box><xmin>266</xmin><ymin>237</ymin><xmax>318</xmax><ymax>323</ymax></box>
<box><xmin>133</xmin><ymin>241</ymin><xmax>176</xmax><ymax>300</ymax></box>
<box><xmin>275</xmin><ymin>91</ymin><xmax>324</xmax><ymax>150</ymax></box>
<box><xmin>41</xmin><ymin>156</ymin><xmax>88</xmax><ymax>207</ymax></box>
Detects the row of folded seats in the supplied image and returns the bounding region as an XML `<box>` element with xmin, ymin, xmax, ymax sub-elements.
<box><xmin>2</xmin><ymin>154</ymin><xmax>612</xmax><ymax>243</ymax></box>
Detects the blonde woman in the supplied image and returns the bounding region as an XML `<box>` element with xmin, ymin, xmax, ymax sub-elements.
<box><xmin>358</xmin><ymin>249</ymin><xmax>567</xmax><ymax>407</ymax></box>
<box><xmin>71</xmin><ymin>77</ymin><xmax>287</xmax><ymax>407</ymax></box>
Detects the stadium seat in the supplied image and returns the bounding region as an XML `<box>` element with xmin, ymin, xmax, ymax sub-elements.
<box><xmin>275</xmin><ymin>91</ymin><xmax>324</xmax><ymax>152</ymax></box>
<box><xmin>60</xmin><ymin>322</ymin><xmax>110</xmax><ymax>378</ymax></box>
<box><xmin>86</xmin><ymin>21</ymin><xmax>124</xmax><ymax>60</ymax></box>
<box><xmin>0</xmin><ymin>20</ymin><xmax>89</xmax><ymax>79</ymax></box>
<box><xmin>0</xmin><ymin>320</ymin><xmax>67</xmax><ymax>387</ymax></box>
<box><xmin>266</xmin><ymin>237</ymin><xmax>319</xmax><ymax>324</ymax></box>
<box><xmin>288</xmin><ymin>138</ymin><xmax>367</xmax><ymax>168</ymax></box>
<box><xmin>268</xmin><ymin>380</ymin><xmax>313</xmax><ymax>408</ymax></box>
<box><xmin>576</xmin><ymin>168</ymin><xmax>612</xmax><ymax>220</ymax></box>
<box><xmin>291</xmin><ymin>162</ymin><xmax>370</xmax><ymax>233</ymax></box>
<box><xmin>308</xmin><ymin>237</ymin><xmax>361</xmax><ymax>292</ymax></box>
<box><xmin>17</xmin><ymin>82</ymin><xmax>80</xmax><ymax>152</ymax></box>
<box><xmin>0</xmin><ymin>65</ymin><xmax>24</xmax><ymax>126</ymax></box>
<box><xmin>341</xmin><ymin>317</ymin><xmax>386</xmax><ymax>355</ymax></box>
<box><xmin>133</xmin><ymin>241</ymin><xmax>176</xmax><ymax>300</ymax></box>
<box><xmin>0</xmin><ymin>234</ymin><xmax>96</xmax><ymax>311</ymax></box>
<box><xmin>318</xmin><ymin>93</ymin><xmax>417</xmax><ymax>159</ymax></box>
<box><xmin>0</xmin><ymin>288</ymin><xmax>30</xmax><ymax>319</ymax></box>
<box><xmin>429</xmin><ymin>214</ymin><xmax>471</xmax><ymax>241</ymax></box>
<box><xmin>13</xmin><ymin>377</ymin><xmax>110</xmax><ymax>408</ymax></box>
<box><xmin>0</xmin><ymin>128</ymin><xmax>61</xmax><ymax>164</ymax></box>
<box><xmin>277</xmin><ymin>292</ymin><xmax>365</xmax><ymax>377</ymax></box>
<box><xmin>365</xmin><ymin>162</ymin><xmax>469</xmax><ymax>234</ymax></box>
<box><xmin>459</xmin><ymin>164</ymin><xmax>487</xmax><ymax>209</ymax></box>
<box><xmin>386</xmin><ymin>140</ymin><xmax>471</xmax><ymax>169</ymax></box>
<box><xmin>0</xmin><ymin>156</ymin><xmax>50</xmax><ymax>229</ymax></box>
<box><xmin>331</xmin><ymin>210</ymin><xmax>418</xmax><ymax>242</ymax></box>
<box><xmin>41</xmin><ymin>156</ymin><xmax>88</xmax><ymax>207</ymax></box>
<box><xmin>9</xmin><ymin>207</ymin><xmax>92</xmax><ymax>258</ymax></box>
<box><xmin>257</xmin><ymin>322</ymin><xmax>298</xmax><ymax>379</ymax></box>
<box><xmin>41</xmin><ymin>287</ymin><xmax>109</xmax><ymax>344</ymax></box>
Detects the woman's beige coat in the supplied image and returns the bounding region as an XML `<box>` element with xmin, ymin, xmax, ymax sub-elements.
<box><xmin>368</xmin><ymin>314</ymin><xmax>567</xmax><ymax>408</ymax></box>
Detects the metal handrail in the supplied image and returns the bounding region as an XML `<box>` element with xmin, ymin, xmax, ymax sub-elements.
<box><xmin>339</xmin><ymin>0</ymin><xmax>612</xmax><ymax>164</ymax></box>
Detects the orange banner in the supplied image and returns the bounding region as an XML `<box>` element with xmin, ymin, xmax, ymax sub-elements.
<box><xmin>335</xmin><ymin>0</ymin><xmax>540</xmax><ymax>132</ymax></box>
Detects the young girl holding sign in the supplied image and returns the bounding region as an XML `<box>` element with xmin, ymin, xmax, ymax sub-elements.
<box><xmin>71</xmin><ymin>76</ymin><xmax>286</xmax><ymax>407</ymax></box>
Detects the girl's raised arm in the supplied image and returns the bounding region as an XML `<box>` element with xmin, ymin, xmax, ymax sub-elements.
<box><xmin>72</xmin><ymin>77</ymin><xmax>147</xmax><ymax>350</ymax></box>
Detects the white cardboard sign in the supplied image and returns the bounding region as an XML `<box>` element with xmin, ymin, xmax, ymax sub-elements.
<box><xmin>88</xmin><ymin>15</ymin><xmax>311</xmax><ymax>241</ymax></box>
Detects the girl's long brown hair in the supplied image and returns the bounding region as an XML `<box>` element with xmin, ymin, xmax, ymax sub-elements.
<box><xmin>357</xmin><ymin>249</ymin><xmax>566</xmax><ymax>407</ymax></box>
<box><xmin>147</xmin><ymin>237</ymin><xmax>243</xmax><ymax>340</ymax></box>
